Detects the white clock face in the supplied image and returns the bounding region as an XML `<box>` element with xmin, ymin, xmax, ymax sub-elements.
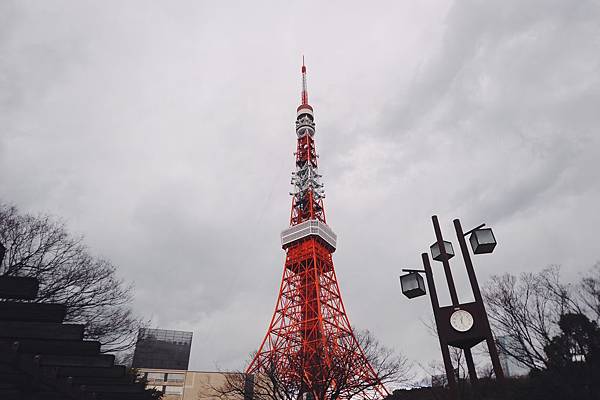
<box><xmin>450</xmin><ymin>310</ymin><xmax>474</xmax><ymax>332</ymax></box>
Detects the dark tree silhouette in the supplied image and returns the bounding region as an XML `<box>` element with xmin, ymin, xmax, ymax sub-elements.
<box><xmin>483</xmin><ymin>265</ymin><xmax>600</xmax><ymax>372</ymax></box>
<box><xmin>519</xmin><ymin>313</ymin><xmax>600</xmax><ymax>400</ymax></box>
<box><xmin>0</xmin><ymin>203</ymin><xmax>144</xmax><ymax>353</ymax></box>
<box><xmin>544</xmin><ymin>313</ymin><xmax>600</xmax><ymax>369</ymax></box>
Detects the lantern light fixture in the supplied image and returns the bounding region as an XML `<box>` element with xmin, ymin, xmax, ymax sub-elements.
<box><xmin>469</xmin><ymin>228</ymin><xmax>497</xmax><ymax>254</ymax></box>
<box><xmin>430</xmin><ymin>240</ymin><xmax>455</xmax><ymax>262</ymax></box>
<box><xmin>400</xmin><ymin>269</ymin><xmax>427</xmax><ymax>299</ymax></box>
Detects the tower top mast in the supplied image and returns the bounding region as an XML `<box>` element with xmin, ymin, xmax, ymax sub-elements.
<box><xmin>289</xmin><ymin>58</ymin><xmax>324</xmax><ymax>228</ymax></box>
<box><xmin>300</xmin><ymin>56</ymin><xmax>310</xmax><ymax>108</ymax></box>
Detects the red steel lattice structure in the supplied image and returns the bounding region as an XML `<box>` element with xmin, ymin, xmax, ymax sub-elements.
<box><xmin>246</xmin><ymin>61</ymin><xmax>388</xmax><ymax>400</ymax></box>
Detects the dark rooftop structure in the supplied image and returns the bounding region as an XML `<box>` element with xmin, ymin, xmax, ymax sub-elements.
<box><xmin>132</xmin><ymin>328</ymin><xmax>193</xmax><ymax>370</ymax></box>
<box><xmin>0</xmin><ymin>241</ymin><xmax>157</xmax><ymax>399</ymax></box>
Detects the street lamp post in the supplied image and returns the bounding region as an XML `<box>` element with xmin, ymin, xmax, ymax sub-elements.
<box><xmin>453</xmin><ymin>219</ymin><xmax>504</xmax><ymax>380</ymax></box>
<box><xmin>401</xmin><ymin>260</ymin><xmax>458</xmax><ymax>398</ymax></box>
<box><xmin>400</xmin><ymin>215</ymin><xmax>504</xmax><ymax>397</ymax></box>
<box><xmin>431</xmin><ymin>216</ymin><xmax>479</xmax><ymax>388</ymax></box>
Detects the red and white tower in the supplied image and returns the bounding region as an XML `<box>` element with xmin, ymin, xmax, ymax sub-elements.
<box><xmin>247</xmin><ymin>61</ymin><xmax>388</xmax><ymax>400</ymax></box>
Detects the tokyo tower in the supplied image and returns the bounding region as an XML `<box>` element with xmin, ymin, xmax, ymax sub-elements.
<box><xmin>246</xmin><ymin>61</ymin><xmax>388</xmax><ymax>400</ymax></box>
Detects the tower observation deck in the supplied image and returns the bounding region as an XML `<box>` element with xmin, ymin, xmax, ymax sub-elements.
<box><xmin>246</xmin><ymin>61</ymin><xmax>388</xmax><ymax>400</ymax></box>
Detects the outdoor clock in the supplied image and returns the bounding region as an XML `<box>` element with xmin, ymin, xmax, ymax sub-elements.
<box><xmin>450</xmin><ymin>309</ymin><xmax>474</xmax><ymax>332</ymax></box>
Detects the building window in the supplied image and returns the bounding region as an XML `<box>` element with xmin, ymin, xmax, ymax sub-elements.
<box><xmin>165</xmin><ymin>386</ymin><xmax>184</xmax><ymax>395</ymax></box>
<box><xmin>167</xmin><ymin>373</ymin><xmax>185</xmax><ymax>382</ymax></box>
<box><xmin>147</xmin><ymin>372</ymin><xmax>166</xmax><ymax>382</ymax></box>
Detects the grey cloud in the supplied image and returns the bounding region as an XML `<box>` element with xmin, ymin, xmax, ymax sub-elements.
<box><xmin>1</xmin><ymin>0</ymin><xmax>599</xmax><ymax>381</ymax></box>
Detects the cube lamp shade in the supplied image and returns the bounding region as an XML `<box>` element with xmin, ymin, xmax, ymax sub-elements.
<box><xmin>400</xmin><ymin>272</ymin><xmax>426</xmax><ymax>299</ymax></box>
<box><xmin>430</xmin><ymin>240</ymin><xmax>455</xmax><ymax>262</ymax></box>
<box><xmin>469</xmin><ymin>228</ymin><xmax>497</xmax><ymax>254</ymax></box>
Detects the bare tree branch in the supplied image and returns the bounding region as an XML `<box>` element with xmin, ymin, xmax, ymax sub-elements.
<box><xmin>0</xmin><ymin>203</ymin><xmax>145</xmax><ymax>353</ymax></box>
<box><xmin>579</xmin><ymin>262</ymin><xmax>600</xmax><ymax>323</ymax></box>
<box><xmin>482</xmin><ymin>266</ymin><xmax>581</xmax><ymax>370</ymax></box>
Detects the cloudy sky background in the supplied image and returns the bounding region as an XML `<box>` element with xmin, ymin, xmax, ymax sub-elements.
<box><xmin>2</xmin><ymin>0</ymin><xmax>599</xmax><ymax>380</ymax></box>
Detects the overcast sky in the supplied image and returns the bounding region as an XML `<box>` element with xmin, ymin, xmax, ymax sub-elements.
<box><xmin>1</xmin><ymin>0</ymin><xmax>599</xmax><ymax>381</ymax></box>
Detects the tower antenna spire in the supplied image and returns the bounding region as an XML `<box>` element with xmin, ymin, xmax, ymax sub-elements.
<box><xmin>301</xmin><ymin>56</ymin><xmax>308</xmax><ymax>106</ymax></box>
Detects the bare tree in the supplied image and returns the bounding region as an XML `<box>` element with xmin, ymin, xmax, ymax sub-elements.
<box><xmin>323</xmin><ymin>330</ymin><xmax>412</xmax><ymax>400</ymax></box>
<box><xmin>0</xmin><ymin>203</ymin><xmax>144</xmax><ymax>353</ymax></box>
<box><xmin>418</xmin><ymin>341</ymin><xmax>466</xmax><ymax>381</ymax></box>
<box><xmin>214</xmin><ymin>362</ymin><xmax>299</xmax><ymax>400</ymax></box>
<box><xmin>579</xmin><ymin>262</ymin><xmax>600</xmax><ymax>323</ymax></box>
<box><xmin>482</xmin><ymin>266</ymin><xmax>579</xmax><ymax>370</ymax></box>
<box><xmin>215</xmin><ymin>330</ymin><xmax>412</xmax><ymax>400</ymax></box>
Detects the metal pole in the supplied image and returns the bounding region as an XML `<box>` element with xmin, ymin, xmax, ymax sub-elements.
<box><xmin>432</xmin><ymin>216</ymin><xmax>460</xmax><ymax>306</ymax></box>
<box><xmin>422</xmin><ymin>253</ymin><xmax>457</xmax><ymax>399</ymax></box>
<box><xmin>453</xmin><ymin>219</ymin><xmax>504</xmax><ymax>381</ymax></box>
